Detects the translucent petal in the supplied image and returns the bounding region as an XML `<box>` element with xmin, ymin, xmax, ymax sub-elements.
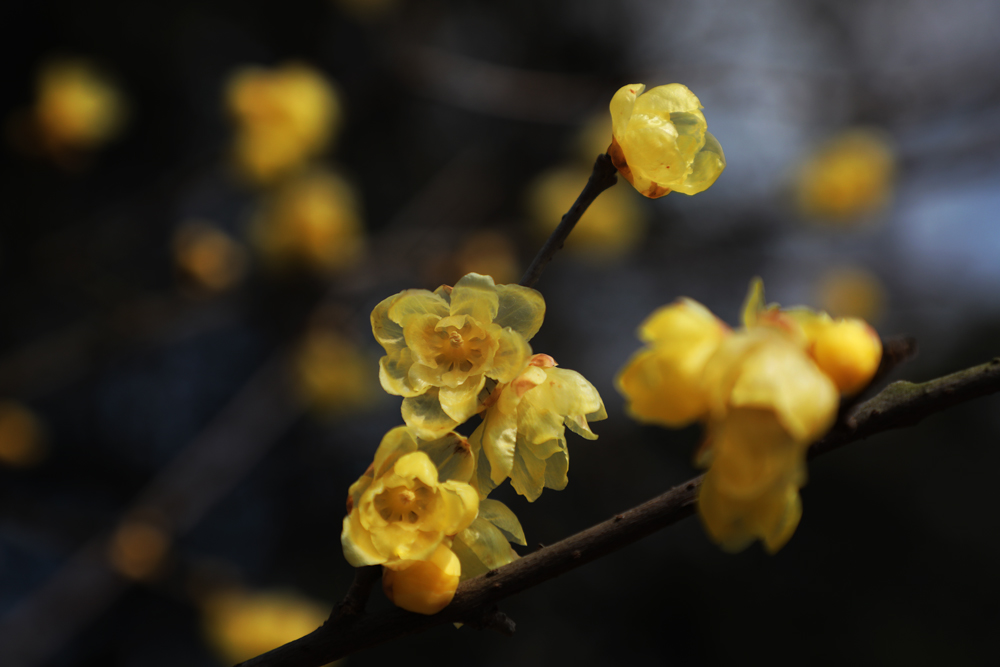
<box><xmin>435</xmin><ymin>481</ymin><xmax>480</xmax><ymax>535</ymax></box>
<box><xmin>705</xmin><ymin>410</ymin><xmax>799</xmax><ymax>500</ymax></box>
<box><xmin>341</xmin><ymin>511</ymin><xmax>385</xmax><ymax>566</ymax></box>
<box><xmin>478</xmin><ymin>498</ymin><xmax>527</xmax><ymax>546</ymax></box>
<box><xmin>761</xmin><ymin>485</ymin><xmax>803</xmax><ymax>554</ymax></box>
<box><xmin>468</xmin><ymin>423</ymin><xmax>499</xmax><ymax>499</ymax></box>
<box><xmin>371</xmin><ymin>522</ymin><xmax>440</xmax><ymax>562</ymax></box>
<box><xmin>449</xmin><ymin>273</ymin><xmax>499</xmax><ymax>324</ymax></box>
<box><xmin>403</xmin><ymin>314</ymin><xmax>447</xmax><ymax>368</ymax></box>
<box><xmin>518</xmin><ymin>398</ymin><xmax>565</xmax><ymax>446</ymax></box>
<box><xmin>451</xmin><ymin>533</ymin><xmax>491</xmax><ymax>581</ymax></box>
<box><xmin>741</xmin><ymin>277</ymin><xmax>766</xmax><ymax>329</ymax></box>
<box><xmin>487</xmin><ymin>327</ymin><xmax>532</xmax><ymax>384</ymax></box>
<box><xmin>387</xmin><ymin>289</ymin><xmax>449</xmax><ymax>326</ymax></box>
<box><xmin>622</xmin><ymin>122</ymin><xmax>685</xmax><ymax>186</ymax></box>
<box><xmin>438</xmin><ymin>375</ymin><xmax>486</xmax><ymax>424</ymax></box>
<box><xmin>419</xmin><ymin>432</ymin><xmax>474</xmax><ymax>484</ymax></box>
<box><xmin>371</xmin><ymin>294</ymin><xmax>405</xmax><ymax>354</ymax></box>
<box><xmin>510</xmin><ymin>440</ymin><xmax>547</xmax><ymax>502</ymax></box>
<box><xmin>633</xmin><ymin>83</ymin><xmax>703</xmax><ymax>116</ymax></box>
<box><xmin>673</xmin><ymin>131</ymin><xmax>726</xmax><ymax>195</ymax></box>
<box><xmin>494</xmin><ymin>284</ymin><xmax>546</xmax><ymax>341</ymax></box>
<box><xmin>379</xmin><ymin>348</ymin><xmax>422</xmax><ymax>397</ymax></box>
<box><xmin>543</xmin><ymin>448</ymin><xmax>569</xmax><ymax>492</ymax></box>
<box><xmin>401</xmin><ymin>390</ymin><xmax>460</xmax><ymax>439</ymax></box>
<box><xmin>392</xmin><ymin>451</ymin><xmax>440</xmax><ymax>489</ymax></box>
<box><xmin>696</xmin><ymin>473</ymin><xmax>756</xmax><ymax>554</ymax></box>
<box><xmin>609</xmin><ymin>83</ymin><xmax>644</xmax><ymax>142</ymax></box>
<box><xmin>531</xmin><ymin>368</ymin><xmax>603</xmax><ymax>418</ymax></box>
<box><xmin>638</xmin><ymin>298</ymin><xmax>725</xmax><ymax>344</ymax></box>
<box><xmin>475</xmin><ymin>399</ymin><xmax>518</xmax><ymax>485</ymax></box>
<box><xmin>373</xmin><ymin>426</ymin><xmax>420</xmax><ymax>478</ymax></box>
<box><xmin>454</xmin><ymin>517</ymin><xmax>517</xmax><ymax>571</ymax></box>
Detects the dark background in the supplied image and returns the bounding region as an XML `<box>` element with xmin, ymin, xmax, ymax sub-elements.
<box><xmin>3</xmin><ymin>0</ymin><xmax>1000</xmax><ymax>665</ymax></box>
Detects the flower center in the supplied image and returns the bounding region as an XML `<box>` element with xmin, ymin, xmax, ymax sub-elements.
<box><xmin>434</xmin><ymin>324</ymin><xmax>486</xmax><ymax>374</ymax></box>
<box><xmin>374</xmin><ymin>483</ymin><xmax>433</xmax><ymax>524</ymax></box>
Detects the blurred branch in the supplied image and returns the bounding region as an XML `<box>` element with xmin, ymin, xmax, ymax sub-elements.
<box><xmin>519</xmin><ymin>153</ymin><xmax>618</xmax><ymax>288</ymax></box>
<box><xmin>236</xmin><ymin>347</ymin><xmax>1000</xmax><ymax>667</ymax></box>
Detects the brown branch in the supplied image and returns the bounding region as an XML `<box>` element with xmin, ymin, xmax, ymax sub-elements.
<box><xmin>236</xmin><ymin>351</ymin><xmax>1000</xmax><ymax>667</ymax></box>
<box><xmin>519</xmin><ymin>153</ymin><xmax>619</xmax><ymax>288</ymax></box>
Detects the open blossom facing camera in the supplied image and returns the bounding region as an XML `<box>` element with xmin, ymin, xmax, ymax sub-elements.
<box><xmin>617</xmin><ymin>279</ymin><xmax>881</xmax><ymax>552</ymax></box>
<box><xmin>470</xmin><ymin>354</ymin><xmax>607</xmax><ymax>502</ymax></box>
<box><xmin>372</xmin><ymin>273</ymin><xmax>545</xmax><ymax>438</ymax></box>
<box><xmin>608</xmin><ymin>83</ymin><xmax>725</xmax><ymax>198</ymax></box>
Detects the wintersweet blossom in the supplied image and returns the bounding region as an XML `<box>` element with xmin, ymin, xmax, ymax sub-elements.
<box><xmin>32</xmin><ymin>59</ymin><xmax>125</xmax><ymax>157</ymax></box>
<box><xmin>617</xmin><ymin>279</ymin><xmax>882</xmax><ymax>552</ymax></box>
<box><xmin>226</xmin><ymin>63</ymin><xmax>340</xmax><ymax>184</ymax></box>
<box><xmin>382</xmin><ymin>542</ymin><xmax>462</xmax><ymax>614</ymax></box>
<box><xmin>371</xmin><ymin>273</ymin><xmax>544</xmax><ymax>438</ymax></box>
<box><xmin>469</xmin><ymin>354</ymin><xmax>606</xmax><ymax>501</ymax></box>
<box><xmin>251</xmin><ymin>170</ymin><xmax>365</xmax><ymax>275</ymax></box>
<box><xmin>607</xmin><ymin>83</ymin><xmax>725</xmax><ymax>198</ymax></box>
<box><xmin>341</xmin><ymin>428</ymin><xmax>479</xmax><ymax>568</ymax></box>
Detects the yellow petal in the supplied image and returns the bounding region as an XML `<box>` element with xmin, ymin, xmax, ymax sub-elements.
<box><xmin>378</xmin><ymin>348</ymin><xmax>423</xmax><ymax>397</ymax></box>
<box><xmin>493</xmin><ymin>284</ymin><xmax>546</xmax><ymax>341</ymax></box>
<box><xmin>487</xmin><ymin>327</ymin><xmax>533</xmax><ymax>384</ymax></box>
<box><xmin>609</xmin><ymin>83</ymin><xmax>645</xmax><ymax>142</ymax></box>
<box><xmin>341</xmin><ymin>511</ymin><xmax>385</xmax><ymax>566</ymax></box>
<box><xmin>438</xmin><ymin>376</ymin><xmax>486</xmax><ymax>424</ymax></box>
<box><xmin>387</xmin><ymin>289</ymin><xmax>450</xmax><ymax>326</ymax></box>
<box><xmin>372</xmin><ymin>426</ymin><xmax>420</xmax><ymax>478</ymax></box>
<box><xmin>435</xmin><ymin>481</ymin><xmax>480</xmax><ymax>535</ymax></box>
<box><xmin>477</xmin><ymin>498</ymin><xmax>527</xmax><ymax>546</ymax></box>
<box><xmin>809</xmin><ymin>318</ymin><xmax>882</xmax><ymax>396</ymax></box>
<box><xmin>401</xmin><ymin>390</ymin><xmax>460</xmax><ymax>439</ymax></box>
<box><xmin>382</xmin><ymin>543</ymin><xmax>461</xmax><ymax>614</ymax></box>
<box><xmin>741</xmin><ymin>277</ymin><xmax>766</xmax><ymax>328</ymax></box>
<box><xmin>673</xmin><ymin>131</ymin><xmax>726</xmax><ymax>195</ymax></box>
<box><xmin>453</xmin><ymin>517</ymin><xmax>518</xmax><ymax>572</ymax></box>
<box><xmin>510</xmin><ymin>442</ymin><xmax>547</xmax><ymax>502</ymax></box>
<box><xmin>449</xmin><ymin>273</ymin><xmax>499</xmax><ymax>324</ymax></box>
<box><xmin>703</xmin><ymin>409</ymin><xmax>800</xmax><ymax>500</ymax></box>
<box><xmin>542</xmin><ymin>448</ymin><xmax>569</xmax><ymax>492</ymax></box>
<box><xmin>391</xmin><ymin>451</ymin><xmax>439</xmax><ymax>488</ymax></box>
<box><xmin>419</xmin><ymin>432</ymin><xmax>474</xmax><ymax>484</ymax></box>
<box><xmin>474</xmin><ymin>401</ymin><xmax>518</xmax><ymax>485</ymax></box>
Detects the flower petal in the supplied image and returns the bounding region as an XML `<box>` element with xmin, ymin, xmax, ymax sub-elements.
<box><xmin>610</xmin><ymin>83</ymin><xmax>645</xmax><ymax>143</ymax></box>
<box><xmin>379</xmin><ymin>348</ymin><xmax>423</xmax><ymax>397</ymax></box>
<box><xmin>438</xmin><ymin>375</ymin><xmax>486</xmax><ymax>424</ymax></box>
<box><xmin>510</xmin><ymin>440</ymin><xmax>547</xmax><ymax>502</ymax></box>
<box><xmin>449</xmin><ymin>273</ymin><xmax>499</xmax><ymax>324</ymax></box>
<box><xmin>477</xmin><ymin>498</ymin><xmax>527</xmax><ymax>546</ymax></box>
<box><xmin>387</xmin><ymin>289</ymin><xmax>449</xmax><ymax>326</ymax></box>
<box><xmin>401</xmin><ymin>389</ymin><xmax>461</xmax><ymax>439</ymax></box>
<box><xmin>341</xmin><ymin>511</ymin><xmax>385</xmax><ymax>566</ymax></box>
<box><xmin>494</xmin><ymin>284</ymin><xmax>546</xmax><ymax>341</ymax></box>
<box><xmin>372</xmin><ymin>426</ymin><xmax>420</xmax><ymax>478</ymax></box>
<box><xmin>487</xmin><ymin>327</ymin><xmax>532</xmax><ymax>384</ymax></box>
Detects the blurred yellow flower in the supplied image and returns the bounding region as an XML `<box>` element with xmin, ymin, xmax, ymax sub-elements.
<box><xmin>0</xmin><ymin>401</ymin><xmax>46</xmax><ymax>468</ymax></box>
<box><xmin>470</xmin><ymin>354</ymin><xmax>606</xmax><ymax>501</ymax></box>
<box><xmin>617</xmin><ymin>278</ymin><xmax>881</xmax><ymax>552</ymax></box>
<box><xmin>453</xmin><ymin>231</ymin><xmax>520</xmax><ymax>286</ymax></box>
<box><xmin>794</xmin><ymin>128</ymin><xmax>895</xmax><ymax>222</ymax></box>
<box><xmin>227</xmin><ymin>63</ymin><xmax>340</xmax><ymax>184</ymax></box>
<box><xmin>108</xmin><ymin>513</ymin><xmax>171</xmax><ymax>581</ymax></box>
<box><xmin>172</xmin><ymin>221</ymin><xmax>248</xmax><ymax>293</ymax></box>
<box><xmin>342</xmin><ymin>428</ymin><xmax>479</xmax><ymax>567</ymax></box>
<box><xmin>381</xmin><ymin>542</ymin><xmax>462</xmax><ymax>615</ymax></box>
<box><xmin>371</xmin><ymin>273</ymin><xmax>544</xmax><ymax>438</ymax></box>
<box><xmin>608</xmin><ymin>83</ymin><xmax>725</xmax><ymax>198</ymax></box>
<box><xmin>527</xmin><ymin>165</ymin><xmax>647</xmax><ymax>261</ymax></box>
<box><xmin>816</xmin><ymin>266</ymin><xmax>886</xmax><ymax>322</ymax></box>
<box><xmin>294</xmin><ymin>327</ymin><xmax>378</xmax><ymax>414</ymax></box>
<box><xmin>33</xmin><ymin>59</ymin><xmax>125</xmax><ymax>156</ymax></box>
<box><xmin>252</xmin><ymin>169</ymin><xmax>365</xmax><ymax>275</ymax></box>
<box><xmin>201</xmin><ymin>588</ymin><xmax>329</xmax><ymax>664</ymax></box>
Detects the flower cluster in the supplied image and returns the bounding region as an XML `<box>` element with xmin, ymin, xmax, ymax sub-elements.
<box><xmin>617</xmin><ymin>279</ymin><xmax>881</xmax><ymax>552</ymax></box>
<box><xmin>342</xmin><ymin>273</ymin><xmax>606</xmax><ymax>614</ymax></box>
<box><xmin>608</xmin><ymin>83</ymin><xmax>725</xmax><ymax>199</ymax></box>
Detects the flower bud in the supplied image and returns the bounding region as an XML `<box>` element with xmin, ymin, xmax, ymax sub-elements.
<box><xmin>809</xmin><ymin>318</ymin><xmax>883</xmax><ymax>396</ymax></box>
<box><xmin>382</xmin><ymin>543</ymin><xmax>461</xmax><ymax>615</ymax></box>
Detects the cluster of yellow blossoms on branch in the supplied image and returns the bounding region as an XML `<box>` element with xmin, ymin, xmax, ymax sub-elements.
<box><xmin>342</xmin><ymin>274</ymin><xmax>606</xmax><ymax>614</ymax></box>
<box><xmin>617</xmin><ymin>279</ymin><xmax>882</xmax><ymax>552</ymax></box>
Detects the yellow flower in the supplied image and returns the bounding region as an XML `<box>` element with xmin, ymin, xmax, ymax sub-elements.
<box><xmin>618</xmin><ymin>278</ymin><xmax>881</xmax><ymax>552</ymax></box>
<box><xmin>200</xmin><ymin>587</ymin><xmax>329</xmax><ymax>664</ymax></box>
<box><xmin>342</xmin><ymin>427</ymin><xmax>479</xmax><ymax>567</ymax></box>
<box><xmin>294</xmin><ymin>327</ymin><xmax>378</xmax><ymax>413</ymax></box>
<box><xmin>470</xmin><ymin>354</ymin><xmax>606</xmax><ymax>501</ymax></box>
<box><xmin>607</xmin><ymin>83</ymin><xmax>725</xmax><ymax>198</ymax></box>
<box><xmin>251</xmin><ymin>169</ymin><xmax>365</xmax><ymax>275</ymax></box>
<box><xmin>794</xmin><ymin>128</ymin><xmax>895</xmax><ymax>222</ymax></box>
<box><xmin>33</xmin><ymin>59</ymin><xmax>125</xmax><ymax>155</ymax></box>
<box><xmin>172</xmin><ymin>221</ymin><xmax>248</xmax><ymax>293</ymax></box>
<box><xmin>381</xmin><ymin>542</ymin><xmax>462</xmax><ymax>615</ymax></box>
<box><xmin>371</xmin><ymin>273</ymin><xmax>544</xmax><ymax>438</ymax></box>
<box><xmin>227</xmin><ymin>63</ymin><xmax>340</xmax><ymax>184</ymax></box>
<box><xmin>615</xmin><ymin>298</ymin><xmax>730</xmax><ymax>428</ymax></box>
<box><xmin>527</xmin><ymin>165</ymin><xmax>647</xmax><ymax>261</ymax></box>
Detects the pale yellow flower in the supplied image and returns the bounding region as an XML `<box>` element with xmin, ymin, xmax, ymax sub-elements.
<box><xmin>371</xmin><ymin>273</ymin><xmax>544</xmax><ymax>438</ymax></box>
<box><xmin>608</xmin><ymin>83</ymin><xmax>725</xmax><ymax>198</ymax></box>
<box><xmin>33</xmin><ymin>59</ymin><xmax>125</xmax><ymax>155</ymax></box>
<box><xmin>252</xmin><ymin>169</ymin><xmax>365</xmax><ymax>275</ymax></box>
<box><xmin>794</xmin><ymin>128</ymin><xmax>895</xmax><ymax>223</ymax></box>
<box><xmin>470</xmin><ymin>354</ymin><xmax>606</xmax><ymax>501</ymax></box>
<box><xmin>342</xmin><ymin>428</ymin><xmax>479</xmax><ymax>567</ymax></box>
<box><xmin>527</xmin><ymin>165</ymin><xmax>647</xmax><ymax>261</ymax></box>
<box><xmin>294</xmin><ymin>328</ymin><xmax>377</xmax><ymax>413</ymax></box>
<box><xmin>227</xmin><ymin>63</ymin><xmax>340</xmax><ymax>184</ymax></box>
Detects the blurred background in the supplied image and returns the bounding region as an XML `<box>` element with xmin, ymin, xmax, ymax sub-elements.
<box><xmin>2</xmin><ymin>0</ymin><xmax>1000</xmax><ymax>665</ymax></box>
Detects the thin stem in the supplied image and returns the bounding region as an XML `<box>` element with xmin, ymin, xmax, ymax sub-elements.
<box><xmin>518</xmin><ymin>153</ymin><xmax>619</xmax><ymax>288</ymax></box>
<box><xmin>235</xmin><ymin>352</ymin><xmax>1000</xmax><ymax>667</ymax></box>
